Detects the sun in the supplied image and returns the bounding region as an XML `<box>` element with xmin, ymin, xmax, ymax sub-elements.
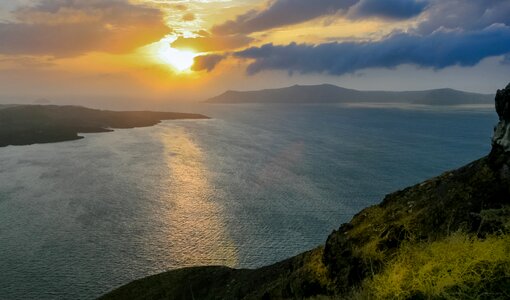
<box><xmin>143</xmin><ymin>36</ymin><xmax>198</xmax><ymax>73</ymax></box>
<box><xmin>157</xmin><ymin>45</ymin><xmax>196</xmax><ymax>72</ymax></box>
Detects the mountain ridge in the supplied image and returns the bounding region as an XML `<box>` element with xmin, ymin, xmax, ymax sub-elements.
<box><xmin>206</xmin><ymin>84</ymin><xmax>494</xmax><ymax>105</ymax></box>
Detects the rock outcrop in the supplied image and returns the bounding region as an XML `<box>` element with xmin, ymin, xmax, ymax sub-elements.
<box><xmin>493</xmin><ymin>83</ymin><xmax>510</xmax><ymax>152</ymax></box>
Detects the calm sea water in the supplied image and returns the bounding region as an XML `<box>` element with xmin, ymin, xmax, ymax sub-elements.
<box><xmin>0</xmin><ymin>104</ymin><xmax>497</xmax><ymax>299</ymax></box>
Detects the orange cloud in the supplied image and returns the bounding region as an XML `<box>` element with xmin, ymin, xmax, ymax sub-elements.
<box><xmin>172</xmin><ymin>33</ymin><xmax>253</xmax><ymax>52</ymax></box>
<box><xmin>192</xmin><ymin>54</ymin><xmax>225</xmax><ymax>72</ymax></box>
<box><xmin>182</xmin><ymin>12</ymin><xmax>196</xmax><ymax>22</ymax></box>
<box><xmin>0</xmin><ymin>0</ymin><xmax>170</xmax><ymax>57</ymax></box>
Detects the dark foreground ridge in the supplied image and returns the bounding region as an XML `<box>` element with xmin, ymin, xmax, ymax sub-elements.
<box><xmin>101</xmin><ymin>84</ymin><xmax>510</xmax><ymax>300</ymax></box>
<box><xmin>206</xmin><ymin>84</ymin><xmax>494</xmax><ymax>105</ymax></box>
<box><xmin>0</xmin><ymin>105</ymin><xmax>209</xmax><ymax>147</ymax></box>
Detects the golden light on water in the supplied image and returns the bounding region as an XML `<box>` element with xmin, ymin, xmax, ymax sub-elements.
<box><xmin>160</xmin><ymin>127</ymin><xmax>238</xmax><ymax>267</ymax></box>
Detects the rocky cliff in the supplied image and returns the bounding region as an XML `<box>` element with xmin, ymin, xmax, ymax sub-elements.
<box><xmin>100</xmin><ymin>84</ymin><xmax>510</xmax><ymax>300</ymax></box>
<box><xmin>493</xmin><ymin>83</ymin><xmax>510</xmax><ymax>152</ymax></box>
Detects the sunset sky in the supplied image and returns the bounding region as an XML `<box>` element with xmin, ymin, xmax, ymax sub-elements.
<box><xmin>1</xmin><ymin>0</ymin><xmax>509</xmax><ymax>106</ymax></box>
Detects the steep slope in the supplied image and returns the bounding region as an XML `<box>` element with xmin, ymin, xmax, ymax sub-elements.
<box><xmin>206</xmin><ymin>84</ymin><xmax>493</xmax><ymax>105</ymax></box>
<box><xmin>100</xmin><ymin>84</ymin><xmax>510</xmax><ymax>300</ymax></box>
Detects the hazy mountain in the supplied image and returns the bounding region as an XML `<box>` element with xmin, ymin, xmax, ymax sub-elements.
<box><xmin>206</xmin><ymin>84</ymin><xmax>494</xmax><ymax>105</ymax></box>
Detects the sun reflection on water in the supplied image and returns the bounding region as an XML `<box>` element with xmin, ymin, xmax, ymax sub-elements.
<box><xmin>159</xmin><ymin>127</ymin><xmax>238</xmax><ymax>267</ymax></box>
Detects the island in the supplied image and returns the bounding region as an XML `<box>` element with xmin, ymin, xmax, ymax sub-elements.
<box><xmin>0</xmin><ymin>105</ymin><xmax>209</xmax><ymax>147</ymax></box>
<box><xmin>101</xmin><ymin>84</ymin><xmax>510</xmax><ymax>299</ymax></box>
<box><xmin>206</xmin><ymin>84</ymin><xmax>494</xmax><ymax>105</ymax></box>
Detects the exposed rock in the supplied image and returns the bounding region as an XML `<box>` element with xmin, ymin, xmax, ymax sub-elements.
<box><xmin>493</xmin><ymin>83</ymin><xmax>510</xmax><ymax>152</ymax></box>
<box><xmin>496</xmin><ymin>83</ymin><xmax>510</xmax><ymax>120</ymax></box>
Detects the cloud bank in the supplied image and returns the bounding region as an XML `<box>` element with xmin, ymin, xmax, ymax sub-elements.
<box><xmin>212</xmin><ymin>0</ymin><xmax>428</xmax><ymax>35</ymax></box>
<box><xmin>232</xmin><ymin>25</ymin><xmax>510</xmax><ymax>75</ymax></box>
<box><xmin>211</xmin><ymin>0</ymin><xmax>357</xmax><ymax>35</ymax></box>
<box><xmin>349</xmin><ymin>0</ymin><xmax>429</xmax><ymax>20</ymax></box>
<box><xmin>196</xmin><ymin>0</ymin><xmax>510</xmax><ymax>76</ymax></box>
<box><xmin>0</xmin><ymin>0</ymin><xmax>169</xmax><ymax>57</ymax></box>
<box><xmin>416</xmin><ymin>0</ymin><xmax>510</xmax><ymax>34</ymax></box>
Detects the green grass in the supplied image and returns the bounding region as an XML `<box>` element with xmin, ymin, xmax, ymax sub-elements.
<box><xmin>356</xmin><ymin>233</ymin><xmax>510</xmax><ymax>299</ymax></box>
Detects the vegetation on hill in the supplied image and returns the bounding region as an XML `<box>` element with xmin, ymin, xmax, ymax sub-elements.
<box><xmin>356</xmin><ymin>233</ymin><xmax>510</xmax><ymax>299</ymax></box>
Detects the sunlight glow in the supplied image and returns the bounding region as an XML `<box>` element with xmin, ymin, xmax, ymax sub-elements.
<box><xmin>154</xmin><ymin>38</ymin><xmax>197</xmax><ymax>72</ymax></box>
<box><xmin>148</xmin><ymin>36</ymin><xmax>198</xmax><ymax>73</ymax></box>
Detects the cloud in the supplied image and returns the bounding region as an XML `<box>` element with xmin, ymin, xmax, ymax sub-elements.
<box><xmin>211</xmin><ymin>0</ymin><xmax>358</xmax><ymax>35</ymax></box>
<box><xmin>0</xmin><ymin>55</ymin><xmax>55</xmax><ymax>69</ymax></box>
<box><xmin>192</xmin><ymin>54</ymin><xmax>225</xmax><ymax>72</ymax></box>
<box><xmin>211</xmin><ymin>0</ymin><xmax>510</xmax><ymax>37</ymax></box>
<box><xmin>211</xmin><ymin>0</ymin><xmax>430</xmax><ymax>35</ymax></box>
<box><xmin>416</xmin><ymin>0</ymin><xmax>510</xmax><ymax>34</ymax></box>
<box><xmin>232</xmin><ymin>25</ymin><xmax>510</xmax><ymax>75</ymax></box>
<box><xmin>349</xmin><ymin>0</ymin><xmax>428</xmax><ymax>20</ymax></box>
<box><xmin>0</xmin><ymin>0</ymin><xmax>170</xmax><ymax>57</ymax></box>
<box><xmin>182</xmin><ymin>12</ymin><xmax>196</xmax><ymax>22</ymax></box>
<box><xmin>503</xmin><ymin>54</ymin><xmax>510</xmax><ymax>65</ymax></box>
<box><xmin>172</xmin><ymin>33</ymin><xmax>254</xmax><ymax>52</ymax></box>
<box><xmin>174</xmin><ymin>4</ymin><xmax>187</xmax><ymax>11</ymax></box>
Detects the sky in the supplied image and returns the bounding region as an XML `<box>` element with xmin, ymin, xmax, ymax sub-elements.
<box><xmin>0</xmin><ymin>0</ymin><xmax>509</xmax><ymax>107</ymax></box>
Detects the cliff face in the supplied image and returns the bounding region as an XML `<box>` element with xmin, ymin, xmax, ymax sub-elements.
<box><xmin>100</xmin><ymin>84</ymin><xmax>510</xmax><ymax>300</ymax></box>
<box><xmin>493</xmin><ymin>83</ymin><xmax>510</xmax><ymax>152</ymax></box>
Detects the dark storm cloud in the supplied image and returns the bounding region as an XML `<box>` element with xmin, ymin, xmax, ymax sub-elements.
<box><xmin>211</xmin><ymin>0</ymin><xmax>358</xmax><ymax>35</ymax></box>
<box><xmin>192</xmin><ymin>54</ymin><xmax>225</xmax><ymax>72</ymax></box>
<box><xmin>349</xmin><ymin>0</ymin><xmax>429</xmax><ymax>20</ymax></box>
<box><xmin>213</xmin><ymin>0</ymin><xmax>510</xmax><ymax>36</ymax></box>
<box><xmin>212</xmin><ymin>0</ymin><xmax>430</xmax><ymax>35</ymax></box>
<box><xmin>0</xmin><ymin>0</ymin><xmax>170</xmax><ymax>57</ymax></box>
<box><xmin>416</xmin><ymin>0</ymin><xmax>510</xmax><ymax>34</ymax></box>
<box><xmin>233</xmin><ymin>25</ymin><xmax>510</xmax><ymax>75</ymax></box>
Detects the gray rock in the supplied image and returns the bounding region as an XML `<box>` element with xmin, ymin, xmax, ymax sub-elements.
<box><xmin>493</xmin><ymin>83</ymin><xmax>510</xmax><ymax>152</ymax></box>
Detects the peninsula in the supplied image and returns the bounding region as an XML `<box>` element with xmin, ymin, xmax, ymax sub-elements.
<box><xmin>0</xmin><ymin>105</ymin><xmax>209</xmax><ymax>147</ymax></box>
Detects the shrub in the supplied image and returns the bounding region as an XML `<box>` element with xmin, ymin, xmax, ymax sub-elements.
<box><xmin>359</xmin><ymin>233</ymin><xmax>510</xmax><ymax>299</ymax></box>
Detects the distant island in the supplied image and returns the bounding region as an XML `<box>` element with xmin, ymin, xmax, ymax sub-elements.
<box><xmin>0</xmin><ymin>105</ymin><xmax>209</xmax><ymax>147</ymax></box>
<box><xmin>206</xmin><ymin>84</ymin><xmax>494</xmax><ymax>105</ymax></box>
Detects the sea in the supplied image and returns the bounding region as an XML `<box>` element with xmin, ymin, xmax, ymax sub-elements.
<box><xmin>0</xmin><ymin>103</ymin><xmax>497</xmax><ymax>299</ymax></box>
